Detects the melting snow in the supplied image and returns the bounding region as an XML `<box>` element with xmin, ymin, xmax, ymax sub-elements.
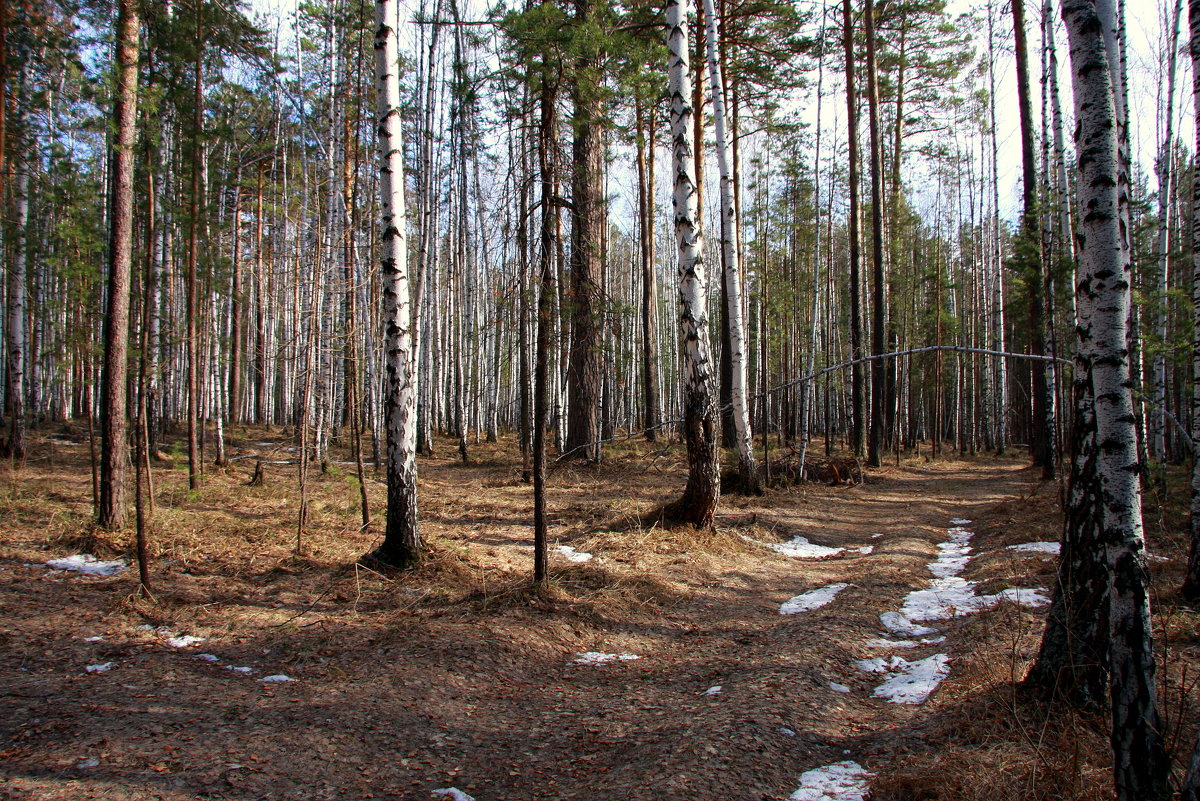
<box><xmin>86</xmin><ymin>662</ymin><xmax>114</xmax><ymax>673</ymax></box>
<box><xmin>788</xmin><ymin>760</ymin><xmax>873</xmax><ymax>801</ymax></box>
<box><xmin>900</xmin><ymin>577</ymin><xmax>1049</xmax><ymax>622</ymax></box>
<box><xmin>197</xmin><ymin>654</ymin><xmax>220</xmax><ymax>662</ymax></box>
<box><xmin>553</xmin><ymin>545</ymin><xmax>593</xmax><ymax>563</ymax></box>
<box><xmin>572</xmin><ymin>652</ymin><xmax>639</xmax><ymax>665</ymax></box>
<box><xmin>226</xmin><ymin>666</ymin><xmax>255</xmax><ymax>674</ymax></box>
<box><xmin>1007</xmin><ymin>541</ymin><xmax>1060</xmax><ymax>555</ymax></box>
<box><xmin>871</xmin><ymin>654</ymin><xmax>951</xmax><ymax>704</ymax></box>
<box><xmin>45</xmin><ymin>554</ymin><xmax>127</xmax><ymax>576</ymax></box>
<box><xmin>764</xmin><ymin>536</ymin><xmax>846</xmax><ymax>558</ymax></box>
<box><xmin>76</xmin><ymin>757</ymin><xmax>100</xmax><ymax>769</ymax></box>
<box><xmin>864</xmin><ymin>638</ymin><xmax>918</xmax><ymax>649</ymax></box>
<box><xmin>949</xmin><ymin>518</ymin><xmax>972</xmax><ymax>526</ymax></box>
<box><xmin>855</xmin><ymin>656</ymin><xmax>906</xmax><ymax>674</ymax></box>
<box><xmin>879</xmin><ymin>612</ymin><xmax>938</xmax><ymax>637</ymax></box>
<box><xmin>258</xmin><ymin>674</ymin><xmax>295</xmax><ymax>683</ymax></box>
<box><xmin>163</xmin><ymin>633</ymin><xmax>205</xmax><ymax>648</ymax></box>
<box><xmin>780</xmin><ymin>583</ymin><xmax>850</xmax><ymax>615</ymax></box>
<box><xmin>83</xmin><ymin>636</ymin><xmax>104</xmax><ymax>643</ymax></box>
<box><xmin>432</xmin><ymin>789</ymin><xmax>476</xmax><ymax>801</ymax></box>
<box><xmin>848</xmin><ymin>546</ymin><xmax>874</xmax><ymax>555</ymax></box>
<box><xmin>829</xmin><ymin>682</ymin><xmax>851</xmax><ymax>693</ymax></box>
<box><xmin>703</xmin><ymin>685</ymin><xmax>722</xmax><ymax>696</ymax></box>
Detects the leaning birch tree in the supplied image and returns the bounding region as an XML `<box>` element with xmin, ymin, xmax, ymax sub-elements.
<box><xmin>363</xmin><ymin>0</ymin><xmax>421</xmax><ymax>568</ymax></box>
<box><xmin>700</xmin><ymin>0</ymin><xmax>758</xmax><ymax>494</ymax></box>
<box><xmin>665</xmin><ymin>0</ymin><xmax>720</xmax><ymax>527</ymax></box>
<box><xmin>1059</xmin><ymin>0</ymin><xmax>1167</xmax><ymax>796</ymax></box>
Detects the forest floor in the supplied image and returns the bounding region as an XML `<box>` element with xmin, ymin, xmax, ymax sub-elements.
<box><xmin>0</xmin><ymin>425</ymin><xmax>1198</xmax><ymax>801</ymax></box>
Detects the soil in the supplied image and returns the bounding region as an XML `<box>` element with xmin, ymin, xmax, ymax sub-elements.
<box><xmin>1</xmin><ymin>428</ymin><xmax>1197</xmax><ymax>800</ymax></box>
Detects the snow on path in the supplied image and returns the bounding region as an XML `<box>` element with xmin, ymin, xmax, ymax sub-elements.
<box><xmin>44</xmin><ymin>554</ymin><xmax>127</xmax><ymax>576</ymax></box>
<box><xmin>863</xmin><ymin>517</ymin><xmax>1047</xmax><ymax>704</ymax></box>
<box><xmin>432</xmin><ymin>789</ymin><xmax>476</xmax><ymax>801</ymax></box>
<box><xmin>869</xmin><ymin>654</ymin><xmax>951</xmax><ymax>705</ymax></box>
<box><xmin>572</xmin><ymin>652</ymin><xmax>639</xmax><ymax>665</ymax></box>
<box><xmin>788</xmin><ymin>761</ymin><xmax>873</xmax><ymax>801</ymax></box>
<box><xmin>780</xmin><ymin>583</ymin><xmax>850</xmax><ymax>615</ymax></box>
<box><xmin>745</xmin><ymin>535</ymin><xmax>875</xmax><ymax>559</ymax></box>
<box><xmin>1007</xmin><ymin>541</ymin><xmax>1060</xmax><ymax>555</ymax></box>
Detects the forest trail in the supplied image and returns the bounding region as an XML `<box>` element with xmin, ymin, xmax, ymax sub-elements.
<box><xmin>0</xmin><ymin>438</ymin><xmax>1073</xmax><ymax>800</ymax></box>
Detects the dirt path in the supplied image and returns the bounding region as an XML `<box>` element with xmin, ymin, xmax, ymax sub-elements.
<box><xmin>0</xmin><ymin>444</ymin><xmax>1068</xmax><ymax>800</ymax></box>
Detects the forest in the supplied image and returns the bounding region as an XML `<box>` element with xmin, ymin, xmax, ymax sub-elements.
<box><xmin>2</xmin><ymin>0</ymin><xmax>1200</xmax><ymax>798</ymax></box>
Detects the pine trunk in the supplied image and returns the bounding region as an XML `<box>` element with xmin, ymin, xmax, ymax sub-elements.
<box><xmin>98</xmin><ymin>0</ymin><xmax>140</xmax><ymax>530</ymax></box>
<box><xmin>1183</xmin><ymin>0</ymin><xmax>1200</xmax><ymax>600</ymax></box>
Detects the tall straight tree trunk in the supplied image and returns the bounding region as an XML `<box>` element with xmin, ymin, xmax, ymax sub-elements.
<box><xmin>533</xmin><ymin>73</ymin><xmax>558</xmax><ymax>584</ymax></box>
<box><xmin>701</xmin><ymin>0</ymin><xmax>758</xmax><ymax>493</ymax></box>
<box><xmin>665</xmin><ymin>0</ymin><xmax>720</xmax><ymax>527</ymax></box>
<box><xmin>363</xmin><ymin>0</ymin><xmax>420</xmax><ymax>569</ymax></box>
<box><xmin>1013</xmin><ymin>0</ymin><xmax>1056</xmax><ymax>480</ymax></box>
<box><xmin>99</xmin><ymin>0</ymin><xmax>140</xmax><ymax>530</ymax></box>
<box><xmin>1150</xmin><ymin>0</ymin><xmax>1184</xmax><ymax>464</ymax></box>
<box><xmin>636</xmin><ymin>101</ymin><xmax>661</xmax><ymax>442</ymax></box>
<box><xmin>564</xmin><ymin>0</ymin><xmax>604</xmax><ymax>462</ymax></box>
<box><xmin>1058</xmin><ymin>0</ymin><xmax>1167</xmax><ymax>796</ymax></box>
<box><xmin>5</xmin><ymin>161</ymin><xmax>29</xmax><ymax>460</ymax></box>
<box><xmin>1181</xmin><ymin>0</ymin><xmax>1200</xmax><ymax>600</ymax></box>
<box><xmin>843</xmin><ymin>0</ymin><xmax>864</xmax><ymax>458</ymax></box>
<box><xmin>864</xmin><ymin>0</ymin><xmax>886</xmax><ymax>468</ymax></box>
<box><xmin>186</xmin><ymin>3</ymin><xmax>204</xmax><ymax>490</ymax></box>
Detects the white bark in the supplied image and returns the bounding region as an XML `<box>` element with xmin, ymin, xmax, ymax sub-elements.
<box><xmin>700</xmin><ymin>0</ymin><xmax>757</xmax><ymax>491</ymax></box>
<box><xmin>371</xmin><ymin>0</ymin><xmax>420</xmax><ymax>564</ymax></box>
<box><xmin>667</xmin><ymin>0</ymin><xmax>719</xmax><ymax>525</ymax></box>
<box><xmin>1151</xmin><ymin>0</ymin><xmax>1183</xmax><ymax>462</ymax></box>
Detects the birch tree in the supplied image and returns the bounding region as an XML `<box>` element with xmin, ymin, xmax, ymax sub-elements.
<box><xmin>701</xmin><ymin>0</ymin><xmax>758</xmax><ymax>494</ymax></box>
<box><xmin>1182</xmin><ymin>0</ymin><xmax>1200</xmax><ymax>601</ymax></box>
<box><xmin>665</xmin><ymin>0</ymin><xmax>720</xmax><ymax>527</ymax></box>
<box><xmin>362</xmin><ymin>0</ymin><xmax>420</xmax><ymax>568</ymax></box>
<box><xmin>1058</xmin><ymin>0</ymin><xmax>1166</xmax><ymax>795</ymax></box>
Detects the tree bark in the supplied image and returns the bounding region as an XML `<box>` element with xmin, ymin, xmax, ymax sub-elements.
<box><xmin>98</xmin><ymin>0</ymin><xmax>140</xmax><ymax>530</ymax></box>
<box><xmin>843</xmin><ymin>0</ymin><xmax>864</xmax><ymax>458</ymax></box>
<box><xmin>362</xmin><ymin>0</ymin><xmax>420</xmax><ymax>569</ymax></box>
<box><xmin>665</xmin><ymin>0</ymin><xmax>720</xmax><ymax>528</ymax></box>
<box><xmin>864</xmin><ymin>0</ymin><xmax>885</xmax><ymax>468</ymax></box>
<box><xmin>1182</xmin><ymin>0</ymin><xmax>1200</xmax><ymax>600</ymax></box>
<box><xmin>1058</xmin><ymin>1</ymin><xmax>1167</xmax><ymax>797</ymax></box>
<box><xmin>702</xmin><ymin>0</ymin><xmax>758</xmax><ymax>493</ymax></box>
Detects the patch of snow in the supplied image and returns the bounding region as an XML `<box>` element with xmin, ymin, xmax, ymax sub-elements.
<box><xmin>901</xmin><ymin>577</ymin><xmax>1049</xmax><ymax>622</ymax></box>
<box><xmin>949</xmin><ymin>518</ymin><xmax>971</xmax><ymax>526</ymax></box>
<box><xmin>45</xmin><ymin>554</ymin><xmax>127</xmax><ymax>576</ymax></box>
<box><xmin>1007</xmin><ymin>541</ymin><xmax>1060</xmax><ymax>555</ymax></box>
<box><xmin>848</xmin><ymin>546</ymin><xmax>874</xmax><ymax>555</ymax></box>
<box><xmin>76</xmin><ymin>757</ymin><xmax>100</xmax><ymax>769</ymax></box>
<box><xmin>864</xmin><ymin>638</ymin><xmax>918</xmax><ymax>649</ymax></box>
<box><xmin>197</xmin><ymin>654</ymin><xmax>220</xmax><ymax>662</ymax></box>
<box><xmin>258</xmin><ymin>674</ymin><xmax>295</xmax><ymax>683</ymax></box>
<box><xmin>703</xmin><ymin>685</ymin><xmax>722</xmax><ymax>696</ymax></box>
<box><xmin>855</xmin><ymin>656</ymin><xmax>906</xmax><ymax>674</ymax></box>
<box><xmin>780</xmin><ymin>583</ymin><xmax>850</xmax><ymax>615</ymax></box>
<box><xmin>163</xmin><ymin>633</ymin><xmax>205</xmax><ymax>648</ymax></box>
<box><xmin>870</xmin><ymin>532</ymin><xmax>884</xmax><ymax>539</ymax></box>
<box><xmin>879</xmin><ymin>612</ymin><xmax>938</xmax><ymax>637</ymax></box>
<box><xmin>829</xmin><ymin>682</ymin><xmax>851</xmax><ymax>693</ymax></box>
<box><xmin>83</xmin><ymin>636</ymin><xmax>104</xmax><ymax>643</ymax></box>
<box><xmin>137</xmin><ymin>624</ymin><xmax>155</xmax><ymax>631</ymax></box>
<box><xmin>788</xmin><ymin>760</ymin><xmax>873</xmax><ymax>801</ymax></box>
<box><xmin>871</xmin><ymin>653</ymin><xmax>951</xmax><ymax>705</ymax></box>
<box><xmin>86</xmin><ymin>662</ymin><xmax>113</xmax><ymax>673</ymax></box>
<box><xmin>780</xmin><ymin>727</ymin><xmax>797</xmax><ymax>736</ymax></box>
<box><xmin>432</xmin><ymin>789</ymin><xmax>476</xmax><ymax>801</ymax></box>
<box><xmin>226</xmin><ymin>666</ymin><xmax>255</xmax><ymax>674</ymax></box>
<box><xmin>572</xmin><ymin>651</ymin><xmax>639</xmax><ymax>665</ymax></box>
<box><xmin>553</xmin><ymin>545</ymin><xmax>593</xmax><ymax>563</ymax></box>
<box><xmin>764</xmin><ymin>535</ymin><xmax>845</xmax><ymax>559</ymax></box>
